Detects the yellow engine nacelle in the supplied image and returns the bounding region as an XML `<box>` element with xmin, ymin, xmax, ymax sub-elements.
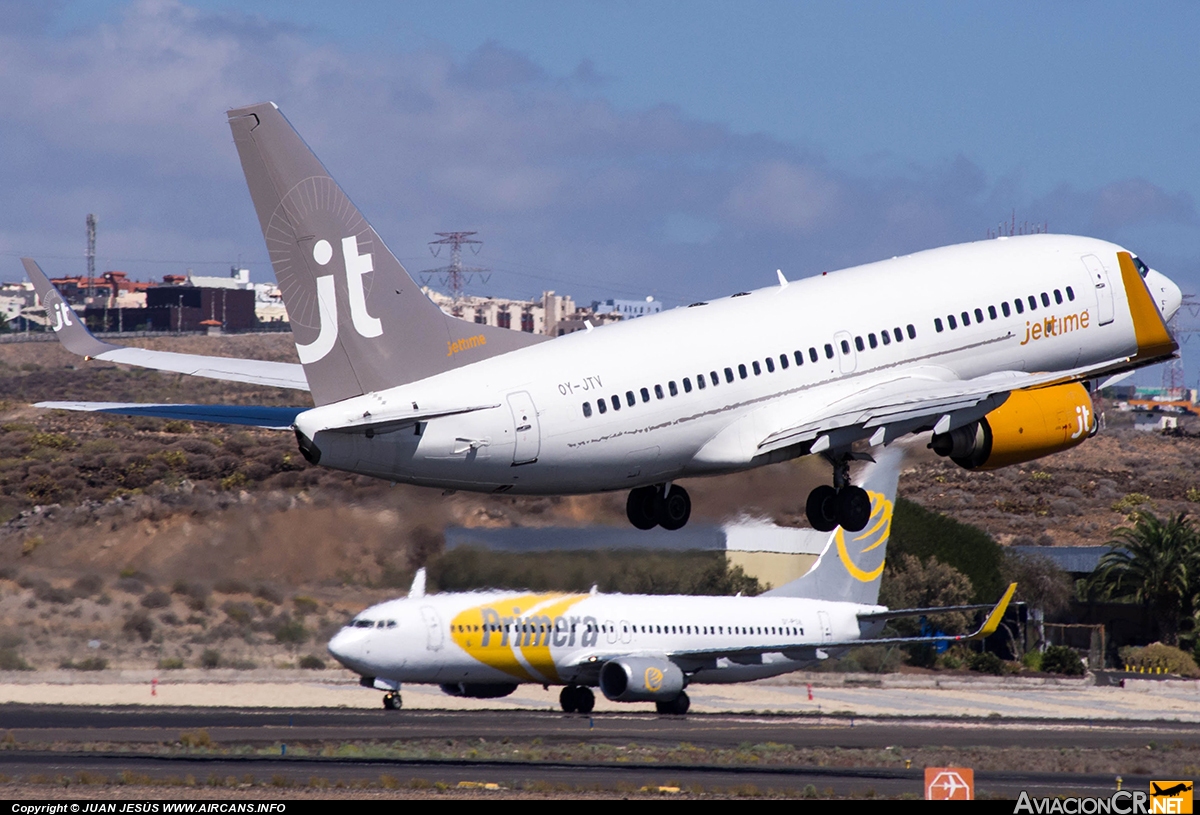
<box><xmin>930</xmin><ymin>382</ymin><xmax>1096</xmax><ymax>471</ymax></box>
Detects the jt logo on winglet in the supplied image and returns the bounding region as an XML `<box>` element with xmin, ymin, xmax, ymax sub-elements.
<box><xmin>296</xmin><ymin>236</ymin><xmax>381</xmax><ymax>364</ymax></box>
<box><xmin>49</xmin><ymin>301</ymin><xmax>75</xmax><ymax>332</ymax></box>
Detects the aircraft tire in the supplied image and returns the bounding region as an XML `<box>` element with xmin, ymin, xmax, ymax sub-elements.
<box><xmin>626</xmin><ymin>486</ymin><xmax>660</xmax><ymax>530</ymax></box>
<box><xmin>805</xmin><ymin>485</ymin><xmax>839</xmax><ymax>532</ymax></box>
<box><xmin>656</xmin><ymin>691</ymin><xmax>690</xmax><ymax>715</ymax></box>
<box><xmin>383</xmin><ymin>692</ymin><xmax>402</xmax><ymax>710</ymax></box>
<box><xmin>835</xmin><ymin>485</ymin><xmax>872</xmax><ymax>532</ymax></box>
<box><xmin>559</xmin><ymin>686</ymin><xmax>578</xmax><ymax>713</ymax></box>
<box><xmin>656</xmin><ymin>485</ymin><xmax>691</xmax><ymax>531</ymax></box>
<box><xmin>575</xmin><ymin>686</ymin><xmax>595</xmax><ymax>714</ymax></box>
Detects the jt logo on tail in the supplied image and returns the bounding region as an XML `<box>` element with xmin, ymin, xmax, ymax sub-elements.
<box><xmin>297</xmin><ymin>235</ymin><xmax>381</xmax><ymax>364</ymax></box>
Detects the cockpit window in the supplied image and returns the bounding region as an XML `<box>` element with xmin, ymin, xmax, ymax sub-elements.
<box><xmin>353</xmin><ymin>619</ymin><xmax>374</xmax><ymax>628</ymax></box>
<box><xmin>1132</xmin><ymin>256</ymin><xmax>1150</xmax><ymax>278</ymax></box>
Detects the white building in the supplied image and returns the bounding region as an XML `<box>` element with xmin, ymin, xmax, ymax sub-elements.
<box><xmin>593</xmin><ymin>296</ymin><xmax>662</xmax><ymax>319</ymax></box>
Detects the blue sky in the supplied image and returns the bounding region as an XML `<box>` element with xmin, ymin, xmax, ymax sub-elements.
<box><xmin>3</xmin><ymin>0</ymin><xmax>1199</xmax><ymax>384</ymax></box>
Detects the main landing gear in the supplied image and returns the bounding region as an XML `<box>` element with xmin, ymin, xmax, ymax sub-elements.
<box><xmin>559</xmin><ymin>685</ymin><xmax>595</xmax><ymax>713</ymax></box>
<box><xmin>655</xmin><ymin>691</ymin><xmax>690</xmax><ymax>716</ymax></box>
<box><xmin>626</xmin><ymin>483</ymin><xmax>691</xmax><ymax>531</ymax></box>
<box><xmin>382</xmin><ymin>691</ymin><xmax>402</xmax><ymax>710</ymax></box>
<box><xmin>804</xmin><ymin>453</ymin><xmax>872</xmax><ymax>533</ymax></box>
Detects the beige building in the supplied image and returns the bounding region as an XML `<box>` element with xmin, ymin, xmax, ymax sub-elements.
<box><xmin>421</xmin><ymin>288</ymin><xmax>623</xmax><ymax>337</ymax></box>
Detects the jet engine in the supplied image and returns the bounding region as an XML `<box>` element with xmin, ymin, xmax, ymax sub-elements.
<box><xmin>598</xmin><ymin>657</ymin><xmax>685</xmax><ymax>702</ymax></box>
<box><xmin>930</xmin><ymin>382</ymin><xmax>1096</xmax><ymax>471</ymax></box>
<box><xmin>439</xmin><ymin>682</ymin><xmax>519</xmax><ymax>699</ymax></box>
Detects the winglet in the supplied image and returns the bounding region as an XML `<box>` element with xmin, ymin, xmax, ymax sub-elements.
<box><xmin>21</xmin><ymin>258</ymin><xmax>117</xmax><ymax>358</ymax></box>
<box><xmin>969</xmin><ymin>582</ymin><xmax>1017</xmax><ymax>640</ymax></box>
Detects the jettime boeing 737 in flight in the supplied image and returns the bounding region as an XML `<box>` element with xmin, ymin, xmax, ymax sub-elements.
<box><xmin>23</xmin><ymin>102</ymin><xmax>1183</xmax><ymax>532</ymax></box>
<box><xmin>327</xmin><ymin>450</ymin><xmax>1016</xmax><ymax>713</ymax></box>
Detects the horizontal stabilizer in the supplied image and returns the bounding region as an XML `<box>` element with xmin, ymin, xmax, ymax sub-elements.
<box><xmin>35</xmin><ymin>402</ymin><xmax>307</xmax><ymax>430</ymax></box>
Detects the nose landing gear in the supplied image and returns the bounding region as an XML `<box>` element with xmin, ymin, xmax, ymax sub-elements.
<box><xmin>626</xmin><ymin>483</ymin><xmax>691</xmax><ymax>530</ymax></box>
<box><xmin>382</xmin><ymin>691</ymin><xmax>402</xmax><ymax>710</ymax></box>
<box><xmin>804</xmin><ymin>452</ymin><xmax>872</xmax><ymax>533</ymax></box>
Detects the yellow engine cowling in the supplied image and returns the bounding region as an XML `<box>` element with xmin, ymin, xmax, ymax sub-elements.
<box><xmin>930</xmin><ymin>382</ymin><xmax>1096</xmax><ymax>471</ymax></box>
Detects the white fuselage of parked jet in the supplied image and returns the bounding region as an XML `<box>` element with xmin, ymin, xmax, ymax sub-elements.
<box><xmin>296</xmin><ymin>234</ymin><xmax>1181</xmax><ymax>494</ymax></box>
<box><xmin>328</xmin><ymin>589</ymin><xmax>881</xmax><ymax>689</ymax></box>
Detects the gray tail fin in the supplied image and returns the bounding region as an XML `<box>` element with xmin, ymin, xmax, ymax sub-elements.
<box><xmin>226</xmin><ymin>102</ymin><xmax>545</xmax><ymax>406</ymax></box>
<box><xmin>762</xmin><ymin>446</ymin><xmax>904</xmax><ymax>604</ymax></box>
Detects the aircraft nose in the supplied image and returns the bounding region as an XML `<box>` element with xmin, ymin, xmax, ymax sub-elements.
<box><xmin>1145</xmin><ymin>268</ymin><xmax>1183</xmax><ymax>323</ymax></box>
<box><xmin>327</xmin><ymin>628</ymin><xmax>358</xmax><ymax>667</ymax></box>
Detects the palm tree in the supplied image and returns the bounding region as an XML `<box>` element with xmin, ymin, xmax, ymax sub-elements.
<box><xmin>1093</xmin><ymin>512</ymin><xmax>1200</xmax><ymax>646</ymax></box>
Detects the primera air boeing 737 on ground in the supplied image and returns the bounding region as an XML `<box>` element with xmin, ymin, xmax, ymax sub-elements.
<box><xmin>327</xmin><ymin>450</ymin><xmax>1016</xmax><ymax>714</ymax></box>
<box><xmin>24</xmin><ymin>102</ymin><xmax>1183</xmax><ymax>532</ymax></box>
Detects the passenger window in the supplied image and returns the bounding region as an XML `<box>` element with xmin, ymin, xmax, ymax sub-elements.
<box><xmin>1028</xmin><ymin>295</ymin><xmax>1037</xmax><ymax>311</ymax></box>
<box><xmin>654</xmin><ymin>384</ymin><xmax>664</xmax><ymax>399</ymax></box>
<box><xmin>840</xmin><ymin>339</ymin><xmax>851</xmax><ymax>354</ymax></box>
<box><xmin>710</xmin><ymin>371</ymin><xmax>719</xmax><ymax>386</ymax></box>
<box><xmin>1014</xmin><ymin>299</ymin><xmax>1024</xmax><ymax>314</ymax></box>
<box><xmin>961</xmin><ymin>311</ymin><xmax>971</xmax><ymax>326</ymax></box>
<box><xmin>610</xmin><ymin>394</ymin><xmax>620</xmax><ymax>411</ymax></box>
<box><xmin>907</xmin><ymin>324</ymin><xmax>916</xmax><ymax>339</ymax></box>
<box><xmin>881</xmin><ymin>330</ymin><xmax>891</xmax><ymax>345</ymax></box>
<box><xmin>894</xmin><ymin>327</ymin><xmax>903</xmax><ymax>342</ymax></box>
<box><xmin>738</xmin><ymin>364</ymin><xmax>747</xmax><ymax>379</ymax></box>
<box><xmin>1002</xmin><ymin>302</ymin><xmax>1011</xmax><ymax>317</ymax></box>
<box><xmin>948</xmin><ymin>314</ymin><xmax>958</xmax><ymax>329</ymax></box>
<box><xmin>597</xmin><ymin>398</ymin><xmax>607</xmax><ymax>414</ymax></box>
<box><xmin>696</xmin><ymin>374</ymin><xmax>706</xmax><ymax>390</ymax></box>
<box><xmin>752</xmin><ymin>361</ymin><xmax>761</xmax><ymax>375</ymax></box>
<box><xmin>1041</xmin><ymin>292</ymin><xmax>1050</xmax><ymax>307</ymax></box>
<box><xmin>724</xmin><ymin>367</ymin><xmax>734</xmax><ymax>383</ymax></box>
<box><xmin>1066</xmin><ymin>286</ymin><xmax>1075</xmax><ymax>301</ymax></box>
<box><xmin>854</xmin><ymin>336</ymin><xmax>864</xmax><ymax>352</ymax></box>
<box><xmin>974</xmin><ymin>308</ymin><xmax>983</xmax><ymax>323</ymax></box>
<box><xmin>868</xmin><ymin>333</ymin><xmax>878</xmax><ymax>348</ymax></box>
<box><xmin>809</xmin><ymin>347</ymin><xmax>818</xmax><ymax>362</ymax></box>
<box><xmin>1054</xmin><ymin>289</ymin><xmax>1063</xmax><ymax>305</ymax></box>
<box><xmin>582</xmin><ymin>402</ymin><xmax>592</xmax><ymax>417</ymax></box>
<box><xmin>683</xmin><ymin>377</ymin><xmax>692</xmax><ymax>393</ymax></box>
<box><xmin>640</xmin><ymin>387</ymin><xmax>650</xmax><ymax>403</ymax></box>
<box><xmin>626</xmin><ymin>390</ymin><xmax>636</xmax><ymax>407</ymax></box>
<box><xmin>780</xmin><ymin>354</ymin><xmax>789</xmax><ymax>369</ymax></box>
<box><xmin>824</xmin><ymin>344</ymin><xmax>834</xmax><ymax>359</ymax></box>
<box><xmin>765</xmin><ymin>357</ymin><xmax>774</xmax><ymax>373</ymax></box>
<box><xmin>988</xmin><ymin>305</ymin><xmax>997</xmax><ymax>320</ymax></box>
<box><xmin>668</xmin><ymin>381</ymin><xmax>678</xmax><ymax>396</ymax></box>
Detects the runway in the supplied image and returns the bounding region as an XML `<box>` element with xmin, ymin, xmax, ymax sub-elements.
<box><xmin>0</xmin><ymin>705</ymin><xmax>1188</xmax><ymax>797</ymax></box>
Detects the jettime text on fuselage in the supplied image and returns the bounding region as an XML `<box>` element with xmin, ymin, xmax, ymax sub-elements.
<box><xmin>1020</xmin><ymin>309</ymin><xmax>1091</xmax><ymax>346</ymax></box>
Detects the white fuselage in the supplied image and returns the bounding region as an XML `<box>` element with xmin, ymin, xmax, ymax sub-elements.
<box><xmin>327</xmin><ymin>590</ymin><xmax>882</xmax><ymax>687</ymax></box>
<box><xmin>295</xmin><ymin>235</ymin><xmax>1181</xmax><ymax>494</ymax></box>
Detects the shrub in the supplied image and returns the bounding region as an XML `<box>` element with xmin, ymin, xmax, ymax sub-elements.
<box><xmin>158</xmin><ymin>657</ymin><xmax>185</xmax><ymax>670</ymax></box>
<box><xmin>141</xmin><ymin>590</ymin><xmax>172</xmax><ymax>609</ymax></box>
<box><xmin>221</xmin><ymin>601</ymin><xmax>254</xmax><ymax>626</ymax></box>
<box><xmin>59</xmin><ymin>657</ymin><xmax>107</xmax><ymax>671</ymax></box>
<box><xmin>72</xmin><ymin>574</ymin><xmax>104</xmax><ymax>598</ymax></box>
<box><xmin>1121</xmin><ymin>643</ymin><xmax>1200</xmax><ymax>677</ymax></box>
<box><xmin>163</xmin><ymin>421</ymin><xmax>193</xmax><ymax>434</ymax></box>
<box><xmin>123</xmin><ymin>611</ymin><xmax>154</xmax><ymax>642</ymax></box>
<box><xmin>272</xmin><ymin>616</ymin><xmax>308</xmax><ymax>646</ymax></box>
<box><xmin>1041</xmin><ymin>645</ymin><xmax>1086</xmax><ymax>676</ymax></box>
<box><xmin>292</xmin><ymin>596</ymin><xmax>319</xmax><ymax>616</ymax></box>
<box><xmin>967</xmin><ymin>651</ymin><xmax>1005</xmax><ymax>675</ymax></box>
<box><xmin>0</xmin><ymin>648</ymin><xmax>33</xmax><ymax>671</ymax></box>
<box><xmin>254</xmin><ymin>584</ymin><xmax>284</xmax><ymax>605</ymax></box>
<box><xmin>298</xmin><ymin>655</ymin><xmax>326</xmax><ymax>670</ymax></box>
<box><xmin>199</xmin><ymin>649</ymin><xmax>222</xmax><ymax>669</ymax></box>
<box><xmin>1022</xmin><ymin>650</ymin><xmax>1043</xmax><ymax>672</ymax></box>
<box><xmin>214</xmin><ymin>579</ymin><xmax>249</xmax><ymax>595</ymax></box>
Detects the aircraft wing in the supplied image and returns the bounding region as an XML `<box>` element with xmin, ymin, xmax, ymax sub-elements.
<box><xmin>568</xmin><ymin>583</ymin><xmax>1018</xmax><ymax>669</ymax></box>
<box><xmin>34</xmin><ymin>402</ymin><xmax>308</xmax><ymax>430</ymax></box>
<box><xmin>21</xmin><ymin>258</ymin><xmax>310</xmax><ymax>392</ymax></box>
<box><xmin>756</xmin><ymin>359</ymin><xmax>1137</xmax><ymax>455</ymax></box>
